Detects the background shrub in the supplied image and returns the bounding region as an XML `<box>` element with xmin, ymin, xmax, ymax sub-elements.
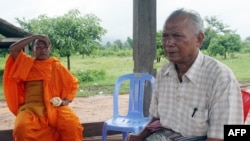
<box><xmin>74</xmin><ymin>69</ymin><xmax>106</xmax><ymax>83</ymax></box>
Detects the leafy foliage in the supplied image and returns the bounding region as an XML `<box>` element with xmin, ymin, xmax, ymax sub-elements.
<box><xmin>204</xmin><ymin>16</ymin><xmax>233</xmax><ymax>34</ymax></box>
<box><xmin>156</xmin><ymin>30</ymin><xmax>164</xmax><ymax>57</ymax></box>
<box><xmin>201</xmin><ymin>27</ymin><xmax>217</xmax><ymax>50</ymax></box>
<box><xmin>74</xmin><ymin>69</ymin><xmax>106</xmax><ymax>83</ymax></box>
<box><xmin>242</xmin><ymin>37</ymin><xmax>250</xmax><ymax>53</ymax></box>
<box><xmin>15</xmin><ymin>9</ymin><xmax>107</xmax><ymax>69</ymax></box>
<box><xmin>201</xmin><ymin>16</ymin><xmax>235</xmax><ymax>50</ymax></box>
<box><xmin>208</xmin><ymin>34</ymin><xmax>242</xmax><ymax>58</ymax></box>
<box><xmin>200</xmin><ymin>16</ymin><xmax>243</xmax><ymax>58</ymax></box>
<box><xmin>16</xmin><ymin>9</ymin><xmax>106</xmax><ymax>56</ymax></box>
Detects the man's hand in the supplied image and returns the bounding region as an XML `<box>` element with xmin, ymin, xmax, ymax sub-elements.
<box><xmin>35</xmin><ymin>35</ymin><xmax>51</xmax><ymax>47</ymax></box>
<box><xmin>126</xmin><ymin>133</ymin><xmax>143</xmax><ymax>141</ymax></box>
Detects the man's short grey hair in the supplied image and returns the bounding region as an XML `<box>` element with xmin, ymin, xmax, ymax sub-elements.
<box><xmin>167</xmin><ymin>8</ymin><xmax>204</xmax><ymax>34</ymax></box>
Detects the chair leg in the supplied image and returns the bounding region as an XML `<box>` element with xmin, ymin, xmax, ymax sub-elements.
<box><xmin>102</xmin><ymin>131</ymin><xmax>107</xmax><ymax>141</ymax></box>
<box><xmin>122</xmin><ymin>132</ymin><xmax>129</xmax><ymax>141</ymax></box>
<box><xmin>101</xmin><ymin>124</ymin><xmax>107</xmax><ymax>141</ymax></box>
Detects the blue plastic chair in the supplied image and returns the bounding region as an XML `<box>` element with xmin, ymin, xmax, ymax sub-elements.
<box><xmin>101</xmin><ymin>73</ymin><xmax>155</xmax><ymax>141</ymax></box>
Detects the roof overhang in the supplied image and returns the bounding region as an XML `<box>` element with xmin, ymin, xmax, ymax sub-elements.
<box><xmin>0</xmin><ymin>38</ymin><xmax>22</xmax><ymax>49</ymax></box>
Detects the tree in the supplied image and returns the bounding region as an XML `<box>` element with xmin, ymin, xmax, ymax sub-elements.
<box><xmin>201</xmin><ymin>27</ymin><xmax>217</xmax><ymax>50</ymax></box>
<box><xmin>207</xmin><ymin>37</ymin><xmax>225</xmax><ymax>57</ymax></box>
<box><xmin>208</xmin><ymin>33</ymin><xmax>242</xmax><ymax>58</ymax></box>
<box><xmin>204</xmin><ymin>16</ymin><xmax>233</xmax><ymax>34</ymax></box>
<box><xmin>122</xmin><ymin>41</ymin><xmax>131</xmax><ymax>49</ymax></box>
<box><xmin>110</xmin><ymin>43</ymin><xmax>119</xmax><ymax>51</ymax></box>
<box><xmin>105</xmin><ymin>41</ymin><xmax>111</xmax><ymax>48</ymax></box>
<box><xmin>201</xmin><ymin>16</ymin><xmax>235</xmax><ymax>50</ymax></box>
<box><xmin>242</xmin><ymin>36</ymin><xmax>250</xmax><ymax>53</ymax></box>
<box><xmin>16</xmin><ymin>9</ymin><xmax>107</xmax><ymax>70</ymax></box>
<box><xmin>155</xmin><ymin>30</ymin><xmax>164</xmax><ymax>62</ymax></box>
<box><xmin>126</xmin><ymin>37</ymin><xmax>133</xmax><ymax>48</ymax></box>
<box><xmin>245</xmin><ymin>37</ymin><xmax>250</xmax><ymax>43</ymax></box>
<box><xmin>113</xmin><ymin>39</ymin><xmax>123</xmax><ymax>49</ymax></box>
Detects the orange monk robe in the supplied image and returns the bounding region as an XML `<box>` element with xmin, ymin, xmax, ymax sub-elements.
<box><xmin>3</xmin><ymin>51</ymin><xmax>83</xmax><ymax>141</ymax></box>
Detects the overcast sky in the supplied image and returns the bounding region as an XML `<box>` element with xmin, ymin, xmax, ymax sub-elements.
<box><xmin>1</xmin><ymin>0</ymin><xmax>249</xmax><ymax>43</ymax></box>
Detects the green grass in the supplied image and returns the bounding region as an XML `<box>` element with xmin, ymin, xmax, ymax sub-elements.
<box><xmin>1</xmin><ymin>52</ymin><xmax>250</xmax><ymax>100</ymax></box>
<box><xmin>62</xmin><ymin>55</ymin><xmax>136</xmax><ymax>96</ymax></box>
<box><xmin>215</xmin><ymin>53</ymin><xmax>250</xmax><ymax>83</ymax></box>
<box><xmin>0</xmin><ymin>56</ymin><xmax>6</xmax><ymax>99</ymax></box>
<box><xmin>61</xmin><ymin>55</ymin><xmax>135</xmax><ymax>84</ymax></box>
<box><xmin>59</xmin><ymin>55</ymin><xmax>167</xmax><ymax>97</ymax></box>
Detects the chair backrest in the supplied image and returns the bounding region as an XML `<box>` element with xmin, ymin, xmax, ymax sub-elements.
<box><xmin>113</xmin><ymin>73</ymin><xmax>155</xmax><ymax>119</ymax></box>
<box><xmin>241</xmin><ymin>89</ymin><xmax>250</xmax><ymax>122</ymax></box>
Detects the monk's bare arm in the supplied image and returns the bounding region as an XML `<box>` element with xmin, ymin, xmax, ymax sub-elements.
<box><xmin>10</xmin><ymin>35</ymin><xmax>50</xmax><ymax>60</ymax></box>
<box><xmin>10</xmin><ymin>35</ymin><xmax>37</xmax><ymax>60</ymax></box>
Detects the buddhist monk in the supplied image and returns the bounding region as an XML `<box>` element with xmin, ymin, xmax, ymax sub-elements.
<box><xmin>3</xmin><ymin>35</ymin><xmax>83</xmax><ymax>141</ymax></box>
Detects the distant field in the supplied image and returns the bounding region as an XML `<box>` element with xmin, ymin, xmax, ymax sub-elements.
<box><xmin>1</xmin><ymin>52</ymin><xmax>250</xmax><ymax>99</ymax></box>
<box><xmin>215</xmin><ymin>53</ymin><xmax>250</xmax><ymax>83</ymax></box>
<box><xmin>0</xmin><ymin>54</ymin><xmax>162</xmax><ymax>98</ymax></box>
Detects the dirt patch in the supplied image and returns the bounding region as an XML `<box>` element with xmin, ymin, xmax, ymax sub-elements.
<box><xmin>0</xmin><ymin>94</ymin><xmax>129</xmax><ymax>130</ymax></box>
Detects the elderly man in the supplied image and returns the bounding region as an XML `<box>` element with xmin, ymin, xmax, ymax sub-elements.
<box><xmin>126</xmin><ymin>8</ymin><xmax>243</xmax><ymax>141</ymax></box>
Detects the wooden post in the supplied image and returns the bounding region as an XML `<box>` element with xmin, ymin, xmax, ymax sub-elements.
<box><xmin>133</xmin><ymin>0</ymin><xmax>156</xmax><ymax>115</ymax></box>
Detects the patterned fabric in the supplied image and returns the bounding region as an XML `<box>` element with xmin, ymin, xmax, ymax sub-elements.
<box><xmin>149</xmin><ymin>50</ymin><xmax>244</xmax><ymax>139</ymax></box>
<box><xmin>145</xmin><ymin>129</ymin><xmax>207</xmax><ymax>141</ymax></box>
